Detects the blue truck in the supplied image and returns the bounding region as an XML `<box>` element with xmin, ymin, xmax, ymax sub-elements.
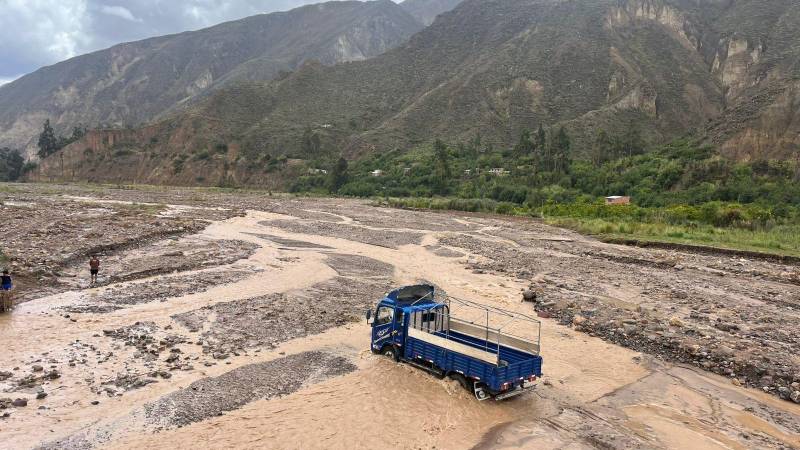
<box><xmin>367</xmin><ymin>285</ymin><xmax>543</xmax><ymax>401</ymax></box>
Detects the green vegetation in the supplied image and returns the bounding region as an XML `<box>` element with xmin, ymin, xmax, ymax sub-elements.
<box><xmin>0</xmin><ymin>148</ymin><xmax>24</xmax><ymax>181</ymax></box>
<box><xmin>291</xmin><ymin>131</ymin><xmax>800</xmax><ymax>256</ymax></box>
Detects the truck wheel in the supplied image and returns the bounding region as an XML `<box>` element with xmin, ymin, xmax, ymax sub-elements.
<box><xmin>381</xmin><ymin>345</ymin><xmax>398</xmax><ymax>362</ymax></box>
<box><xmin>449</xmin><ymin>373</ymin><xmax>472</xmax><ymax>391</ymax></box>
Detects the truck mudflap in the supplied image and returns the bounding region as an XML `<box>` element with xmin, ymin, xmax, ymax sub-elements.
<box><xmin>491</xmin><ymin>380</ymin><xmax>537</xmax><ymax>401</ymax></box>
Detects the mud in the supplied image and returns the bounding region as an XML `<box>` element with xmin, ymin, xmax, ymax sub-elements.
<box><xmin>0</xmin><ymin>183</ymin><xmax>798</xmax><ymax>450</ymax></box>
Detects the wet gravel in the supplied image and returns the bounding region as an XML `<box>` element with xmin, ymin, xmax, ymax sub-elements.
<box><xmin>263</xmin><ymin>220</ymin><xmax>423</xmax><ymax>249</ymax></box>
<box><xmin>61</xmin><ymin>268</ymin><xmax>255</xmax><ymax>314</ymax></box>
<box><xmin>144</xmin><ymin>351</ymin><xmax>356</xmax><ymax>428</ymax></box>
<box><xmin>174</xmin><ymin>255</ymin><xmax>393</xmax><ymax>356</ymax></box>
<box><xmin>440</xmin><ymin>229</ymin><xmax>800</xmax><ymax>403</ymax></box>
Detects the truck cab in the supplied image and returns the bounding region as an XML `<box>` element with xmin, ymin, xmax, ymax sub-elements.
<box><xmin>368</xmin><ymin>285</ymin><xmax>543</xmax><ymax>401</ymax></box>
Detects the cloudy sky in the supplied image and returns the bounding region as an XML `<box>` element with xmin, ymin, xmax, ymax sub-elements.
<box><xmin>0</xmin><ymin>0</ymin><xmax>373</xmax><ymax>85</ymax></box>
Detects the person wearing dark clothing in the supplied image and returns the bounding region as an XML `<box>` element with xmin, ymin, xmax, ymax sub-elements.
<box><xmin>89</xmin><ymin>256</ymin><xmax>100</xmax><ymax>285</ymax></box>
<box><xmin>1</xmin><ymin>269</ymin><xmax>13</xmax><ymax>312</ymax></box>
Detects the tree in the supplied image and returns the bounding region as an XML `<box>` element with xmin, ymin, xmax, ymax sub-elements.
<box><xmin>328</xmin><ymin>157</ymin><xmax>349</xmax><ymax>193</ymax></box>
<box><xmin>551</xmin><ymin>127</ymin><xmax>572</xmax><ymax>174</ymax></box>
<box><xmin>37</xmin><ymin>119</ymin><xmax>59</xmax><ymax>159</ymax></box>
<box><xmin>619</xmin><ymin>126</ymin><xmax>645</xmax><ymax>158</ymax></box>
<box><xmin>535</xmin><ymin>124</ymin><xmax>549</xmax><ymax>172</ymax></box>
<box><xmin>591</xmin><ymin>129</ymin><xmax>614</xmax><ymax>167</ymax></box>
<box><xmin>514</xmin><ymin>130</ymin><xmax>535</xmax><ymax>155</ymax></box>
<box><xmin>433</xmin><ymin>139</ymin><xmax>452</xmax><ymax>194</ymax></box>
<box><xmin>0</xmin><ymin>148</ymin><xmax>24</xmax><ymax>181</ymax></box>
<box><xmin>302</xmin><ymin>127</ymin><xmax>321</xmax><ymax>155</ymax></box>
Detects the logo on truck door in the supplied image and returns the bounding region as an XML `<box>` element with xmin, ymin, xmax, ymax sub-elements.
<box><xmin>377</xmin><ymin>328</ymin><xmax>390</xmax><ymax>338</ymax></box>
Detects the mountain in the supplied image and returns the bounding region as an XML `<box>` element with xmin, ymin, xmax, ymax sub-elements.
<box><xmin>400</xmin><ymin>0</ymin><xmax>463</xmax><ymax>25</ymax></box>
<box><xmin>31</xmin><ymin>0</ymin><xmax>800</xmax><ymax>187</ymax></box>
<box><xmin>0</xmin><ymin>0</ymin><xmax>422</xmax><ymax>158</ymax></box>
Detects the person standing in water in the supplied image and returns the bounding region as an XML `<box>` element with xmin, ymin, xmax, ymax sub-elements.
<box><xmin>1</xmin><ymin>269</ymin><xmax>12</xmax><ymax>312</ymax></box>
<box><xmin>89</xmin><ymin>256</ymin><xmax>100</xmax><ymax>285</ymax></box>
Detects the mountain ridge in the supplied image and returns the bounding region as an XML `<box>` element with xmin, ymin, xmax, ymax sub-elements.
<box><xmin>0</xmin><ymin>0</ymin><xmax>423</xmax><ymax>158</ymax></box>
<box><xmin>29</xmin><ymin>0</ymin><xmax>800</xmax><ymax>187</ymax></box>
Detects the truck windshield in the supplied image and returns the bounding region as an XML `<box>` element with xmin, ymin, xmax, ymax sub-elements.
<box><xmin>375</xmin><ymin>306</ymin><xmax>394</xmax><ymax>325</ymax></box>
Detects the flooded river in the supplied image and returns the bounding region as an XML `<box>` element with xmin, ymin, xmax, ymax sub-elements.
<box><xmin>0</xmin><ymin>196</ymin><xmax>798</xmax><ymax>449</ymax></box>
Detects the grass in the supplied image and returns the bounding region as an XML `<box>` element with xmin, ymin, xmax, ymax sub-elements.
<box><xmin>546</xmin><ymin>217</ymin><xmax>800</xmax><ymax>258</ymax></box>
<box><xmin>382</xmin><ymin>196</ymin><xmax>800</xmax><ymax>258</ymax></box>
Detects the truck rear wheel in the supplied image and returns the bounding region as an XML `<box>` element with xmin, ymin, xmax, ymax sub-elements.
<box><xmin>448</xmin><ymin>373</ymin><xmax>472</xmax><ymax>391</ymax></box>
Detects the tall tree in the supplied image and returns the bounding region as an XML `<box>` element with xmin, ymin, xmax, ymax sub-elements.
<box><xmin>433</xmin><ymin>139</ymin><xmax>452</xmax><ymax>194</ymax></box>
<box><xmin>619</xmin><ymin>126</ymin><xmax>645</xmax><ymax>158</ymax></box>
<box><xmin>37</xmin><ymin>119</ymin><xmax>59</xmax><ymax>159</ymax></box>
<box><xmin>591</xmin><ymin>129</ymin><xmax>614</xmax><ymax>167</ymax></box>
<box><xmin>328</xmin><ymin>157</ymin><xmax>349</xmax><ymax>193</ymax></box>
<box><xmin>536</xmin><ymin>124</ymin><xmax>549</xmax><ymax>171</ymax></box>
<box><xmin>552</xmin><ymin>126</ymin><xmax>571</xmax><ymax>174</ymax></box>
<box><xmin>0</xmin><ymin>148</ymin><xmax>24</xmax><ymax>181</ymax></box>
<box><xmin>514</xmin><ymin>129</ymin><xmax>535</xmax><ymax>155</ymax></box>
<box><xmin>302</xmin><ymin>127</ymin><xmax>321</xmax><ymax>155</ymax></box>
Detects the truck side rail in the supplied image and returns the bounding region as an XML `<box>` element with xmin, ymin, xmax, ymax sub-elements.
<box><xmin>407</xmin><ymin>297</ymin><xmax>541</xmax><ymax>366</ymax></box>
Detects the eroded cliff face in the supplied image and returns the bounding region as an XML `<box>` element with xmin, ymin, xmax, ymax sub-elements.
<box><xmin>607</xmin><ymin>0</ymin><xmax>799</xmax><ymax>161</ymax></box>
<box><xmin>607</xmin><ymin>0</ymin><xmax>701</xmax><ymax>51</ymax></box>
<box><xmin>712</xmin><ymin>36</ymin><xmax>765</xmax><ymax>101</ymax></box>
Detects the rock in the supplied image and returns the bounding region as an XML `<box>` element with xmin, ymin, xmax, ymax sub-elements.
<box><xmin>777</xmin><ymin>387</ymin><xmax>791</xmax><ymax>399</ymax></box>
<box><xmin>714</xmin><ymin>346</ymin><xmax>735</xmax><ymax>358</ymax></box>
<box><xmin>91</xmin><ymin>400</ymin><xmax>100</xmax><ymax>405</ymax></box>
<box><xmin>12</xmin><ymin>398</ymin><xmax>27</xmax><ymax>407</ymax></box>
<box><xmin>714</xmin><ymin>321</ymin><xmax>740</xmax><ymax>332</ymax></box>
<box><xmin>522</xmin><ymin>290</ymin><xmax>537</xmax><ymax>302</ymax></box>
<box><xmin>669</xmin><ymin>317</ymin><xmax>684</xmax><ymax>327</ymax></box>
<box><xmin>0</xmin><ymin>371</ymin><xmax>12</xmax><ymax>381</ymax></box>
<box><xmin>623</xmin><ymin>324</ymin><xmax>640</xmax><ymax>335</ymax></box>
<box><xmin>36</xmin><ymin>392</ymin><xmax>47</xmax><ymax>400</ymax></box>
<box><xmin>31</xmin><ymin>365</ymin><xmax>43</xmax><ymax>372</ymax></box>
<box><xmin>791</xmin><ymin>391</ymin><xmax>800</xmax><ymax>404</ymax></box>
<box><xmin>536</xmin><ymin>311</ymin><xmax>551</xmax><ymax>319</ymax></box>
<box><xmin>572</xmin><ymin>315</ymin><xmax>587</xmax><ymax>327</ymax></box>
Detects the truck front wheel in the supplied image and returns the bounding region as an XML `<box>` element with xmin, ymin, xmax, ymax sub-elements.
<box><xmin>381</xmin><ymin>345</ymin><xmax>399</xmax><ymax>362</ymax></box>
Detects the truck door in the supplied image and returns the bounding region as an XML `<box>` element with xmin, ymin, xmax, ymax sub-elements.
<box><xmin>371</xmin><ymin>305</ymin><xmax>395</xmax><ymax>350</ymax></box>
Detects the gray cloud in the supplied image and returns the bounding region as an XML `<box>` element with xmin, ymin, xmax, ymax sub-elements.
<box><xmin>0</xmin><ymin>0</ymin><xmax>383</xmax><ymax>79</ymax></box>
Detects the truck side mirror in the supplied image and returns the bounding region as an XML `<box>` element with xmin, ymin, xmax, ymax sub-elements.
<box><xmin>366</xmin><ymin>309</ymin><xmax>373</xmax><ymax>324</ymax></box>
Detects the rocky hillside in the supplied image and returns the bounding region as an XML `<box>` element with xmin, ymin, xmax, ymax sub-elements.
<box><xmin>0</xmin><ymin>0</ymin><xmax>422</xmax><ymax>158</ymax></box>
<box><xmin>400</xmin><ymin>0</ymin><xmax>463</xmax><ymax>25</ymax></box>
<box><xmin>32</xmin><ymin>0</ymin><xmax>800</xmax><ymax>187</ymax></box>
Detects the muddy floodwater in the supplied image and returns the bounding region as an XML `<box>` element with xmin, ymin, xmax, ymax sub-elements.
<box><xmin>0</xmin><ymin>184</ymin><xmax>798</xmax><ymax>449</ymax></box>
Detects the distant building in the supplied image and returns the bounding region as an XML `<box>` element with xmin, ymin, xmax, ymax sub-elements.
<box><xmin>488</xmin><ymin>168</ymin><xmax>510</xmax><ymax>176</ymax></box>
<box><xmin>308</xmin><ymin>168</ymin><xmax>328</xmax><ymax>175</ymax></box>
<box><xmin>605</xmin><ymin>196</ymin><xmax>631</xmax><ymax>205</ymax></box>
<box><xmin>403</xmin><ymin>167</ymin><xmax>411</xmax><ymax>175</ymax></box>
<box><xmin>371</xmin><ymin>170</ymin><xmax>384</xmax><ymax>177</ymax></box>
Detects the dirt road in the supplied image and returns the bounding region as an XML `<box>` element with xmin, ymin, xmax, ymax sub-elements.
<box><xmin>0</xmin><ymin>184</ymin><xmax>798</xmax><ymax>449</ymax></box>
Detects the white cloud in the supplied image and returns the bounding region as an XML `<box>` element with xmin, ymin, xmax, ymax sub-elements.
<box><xmin>0</xmin><ymin>77</ymin><xmax>19</xmax><ymax>87</ymax></box>
<box><xmin>0</xmin><ymin>0</ymin><xmax>325</xmax><ymax>78</ymax></box>
<box><xmin>100</xmin><ymin>5</ymin><xmax>141</xmax><ymax>22</ymax></box>
<box><xmin>0</xmin><ymin>0</ymin><xmax>90</xmax><ymax>66</ymax></box>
